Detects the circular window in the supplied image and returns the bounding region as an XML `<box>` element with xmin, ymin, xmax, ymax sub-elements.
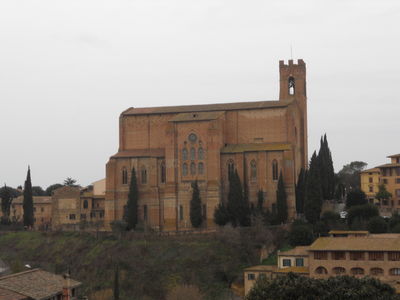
<box><xmin>188</xmin><ymin>133</ymin><xmax>197</xmax><ymax>142</ymax></box>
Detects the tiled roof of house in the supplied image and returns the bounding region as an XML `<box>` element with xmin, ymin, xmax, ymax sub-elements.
<box><xmin>123</xmin><ymin>100</ymin><xmax>293</xmax><ymax>116</ymax></box>
<box><xmin>388</xmin><ymin>153</ymin><xmax>400</xmax><ymax>158</ymax></box>
<box><xmin>279</xmin><ymin>246</ymin><xmax>309</xmax><ymax>256</ymax></box>
<box><xmin>376</xmin><ymin>163</ymin><xmax>400</xmax><ymax>168</ymax></box>
<box><xmin>243</xmin><ymin>265</ymin><xmax>277</xmax><ymax>272</ymax></box>
<box><xmin>0</xmin><ymin>288</ymin><xmax>27</xmax><ymax>300</ymax></box>
<box><xmin>309</xmin><ymin>237</ymin><xmax>400</xmax><ymax>251</ymax></box>
<box><xmin>111</xmin><ymin>149</ymin><xmax>165</xmax><ymax>159</ymax></box>
<box><xmin>0</xmin><ymin>269</ymin><xmax>81</xmax><ymax>300</ymax></box>
<box><xmin>360</xmin><ymin>168</ymin><xmax>380</xmax><ymax>174</ymax></box>
<box><xmin>221</xmin><ymin>143</ymin><xmax>291</xmax><ymax>154</ymax></box>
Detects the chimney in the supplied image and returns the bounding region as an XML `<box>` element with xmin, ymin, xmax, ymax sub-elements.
<box><xmin>62</xmin><ymin>273</ymin><xmax>72</xmax><ymax>300</ymax></box>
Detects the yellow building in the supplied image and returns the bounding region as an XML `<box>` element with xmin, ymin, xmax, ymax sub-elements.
<box><xmin>9</xmin><ymin>196</ymin><xmax>52</xmax><ymax>229</ymax></box>
<box><xmin>361</xmin><ymin>153</ymin><xmax>400</xmax><ymax>214</ymax></box>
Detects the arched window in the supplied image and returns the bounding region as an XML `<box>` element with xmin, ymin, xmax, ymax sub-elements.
<box><xmin>389</xmin><ymin>268</ymin><xmax>400</xmax><ymax>276</ymax></box>
<box><xmin>350</xmin><ymin>268</ymin><xmax>364</xmax><ymax>275</ymax></box>
<box><xmin>370</xmin><ymin>268</ymin><xmax>384</xmax><ymax>276</ymax></box>
<box><xmin>198</xmin><ymin>147</ymin><xmax>204</xmax><ymax>160</ymax></box>
<box><xmin>160</xmin><ymin>161</ymin><xmax>166</xmax><ymax>183</ymax></box>
<box><xmin>190</xmin><ymin>162</ymin><xmax>196</xmax><ymax>175</ymax></box>
<box><xmin>83</xmin><ymin>200</ymin><xmax>88</xmax><ymax>209</ymax></box>
<box><xmin>182</xmin><ymin>148</ymin><xmax>188</xmax><ymax>160</ymax></box>
<box><xmin>332</xmin><ymin>267</ymin><xmax>345</xmax><ymax>275</ymax></box>
<box><xmin>141</xmin><ymin>167</ymin><xmax>147</xmax><ymax>184</ymax></box>
<box><xmin>272</xmin><ymin>160</ymin><xmax>278</xmax><ymax>181</ymax></box>
<box><xmin>315</xmin><ymin>267</ymin><xmax>328</xmax><ymax>275</ymax></box>
<box><xmin>122</xmin><ymin>167</ymin><xmax>128</xmax><ymax>185</ymax></box>
<box><xmin>227</xmin><ymin>160</ymin><xmax>235</xmax><ymax>178</ymax></box>
<box><xmin>182</xmin><ymin>163</ymin><xmax>188</xmax><ymax>176</ymax></box>
<box><xmin>250</xmin><ymin>160</ymin><xmax>257</xmax><ymax>181</ymax></box>
<box><xmin>143</xmin><ymin>205</ymin><xmax>148</xmax><ymax>221</ymax></box>
<box><xmin>288</xmin><ymin>76</ymin><xmax>295</xmax><ymax>95</ymax></box>
<box><xmin>190</xmin><ymin>147</ymin><xmax>196</xmax><ymax>160</ymax></box>
<box><xmin>198</xmin><ymin>162</ymin><xmax>204</xmax><ymax>175</ymax></box>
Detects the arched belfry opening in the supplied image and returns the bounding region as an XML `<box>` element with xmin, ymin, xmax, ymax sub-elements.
<box><xmin>288</xmin><ymin>76</ymin><xmax>295</xmax><ymax>95</ymax></box>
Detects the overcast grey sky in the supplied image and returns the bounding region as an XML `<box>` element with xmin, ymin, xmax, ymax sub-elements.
<box><xmin>0</xmin><ymin>0</ymin><xmax>399</xmax><ymax>188</ymax></box>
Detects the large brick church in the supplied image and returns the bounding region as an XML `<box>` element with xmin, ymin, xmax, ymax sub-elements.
<box><xmin>104</xmin><ymin>59</ymin><xmax>308</xmax><ymax>231</ymax></box>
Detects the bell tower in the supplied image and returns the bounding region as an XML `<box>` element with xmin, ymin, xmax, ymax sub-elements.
<box><xmin>279</xmin><ymin>59</ymin><xmax>307</xmax><ymax>102</ymax></box>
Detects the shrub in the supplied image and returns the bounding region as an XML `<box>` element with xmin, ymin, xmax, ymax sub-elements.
<box><xmin>367</xmin><ymin>216</ymin><xmax>388</xmax><ymax>233</ymax></box>
<box><xmin>288</xmin><ymin>222</ymin><xmax>314</xmax><ymax>247</ymax></box>
<box><xmin>347</xmin><ymin>204</ymin><xmax>378</xmax><ymax>225</ymax></box>
<box><xmin>346</xmin><ymin>189</ymin><xmax>367</xmax><ymax>208</ymax></box>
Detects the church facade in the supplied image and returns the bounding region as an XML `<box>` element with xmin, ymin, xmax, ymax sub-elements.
<box><xmin>104</xmin><ymin>59</ymin><xmax>308</xmax><ymax>231</ymax></box>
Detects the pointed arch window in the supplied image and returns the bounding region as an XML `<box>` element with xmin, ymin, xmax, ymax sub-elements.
<box><xmin>190</xmin><ymin>162</ymin><xmax>196</xmax><ymax>175</ymax></box>
<box><xmin>182</xmin><ymin>163</ymin><xmax>188</xmax><ymax>176</ymax></box>
<box><xmin>160</xmin><ymin>161</ymin><xmax>166</xmax><ymax>183</ymax></box>
<box><xmin>198</xmin><ymin>147</ymin><xmax>204</xmax><ymax>160</ymax></box>
<box><xmin>141</xmin><ymin>167</ymin><xmax>147</xmax><ymax>184</ymax></box>
<box><xmin>122</xmin><ymin>167</ymin><xmax>128</xmax><ymax>185</ymax></box>
<box><xmin>288</xmin><ymin>76</ymin><xmax>295</xmax><ymax>95</ymax></box>
<box><xmin>227</xmin><ymin>160</ymin><xmax>235</xmax><ymax>178</ymax></box>
<box><xmin>190</xmin><ymin>147</ymin><xmax>196</xmax><ymax>160</ymax></box>
<box><xmin>250</xmin><ymin>160</ymin><xmax>257</xmax><ymax>181</ymax></box>
<box><xmin>272</xmin><ymin>160</ymin><xmax>278</xmax><ymax>181</ymax></box>
<box><xmin>182</xmin><ymin>148</ymin><xmax>188</xmax><ymax>160</ymax></box>
<box><xmin>198</xmin><ymin>162</ymin><xmax>204</xmax><ymax>175</ymax></box>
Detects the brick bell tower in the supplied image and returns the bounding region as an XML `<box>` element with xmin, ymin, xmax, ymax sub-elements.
<box><xmin>279</xmin><ymin>59</ymin><xmax>308</xmax><ymax>169</ymax></box>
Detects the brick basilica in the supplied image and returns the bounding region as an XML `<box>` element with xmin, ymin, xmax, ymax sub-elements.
<box><xmin>104</xmin><ymin>59</ymin><xmax>308</xmax><ymax>231</ymax></box>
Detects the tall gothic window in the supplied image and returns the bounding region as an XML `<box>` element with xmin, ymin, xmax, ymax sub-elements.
<box><xmin>198</xmin><ymin>162</ymin><xmax>204</xmax><ymax>175</ymax></box>
<box><xmin>190</xmin><ymin>162</ymin><xmax>196</xmax><ymax>175</ymax></box>
<box><xmin>141</xmin><ymin>167</ymin><xmax>147</xmax><ymax>184</ymax></box>
<box><xmin>143</xmin><ymin>205</ymin><xmax>148</xmax><ymax>221</ymax></box>
<box><xmin>288</xmin><ymin>76</ymin><xmax>295</xmax><ymax>95</ymax></box>
<box><xmin>182</xmin><ymin>148</ymin><xmax>188</xmax><ymax>160</ymax></box>
<box><xmin>198</xmin><ymin>147</ymin><xmax>204</xmax><ymax>160</ymax></box>
<box><xmin>250</xmin><ymin>160</ymin><xmax>257</xmax><ymax>181</ymax></box>
<box><xmin>160</xmin><ymin>161</ymin><xmax>166</xmax><ymax>183</ymax></box>
<box><xmin>182</xmin><ymin>163</ymin><xmax>188</xmax><ymax>176</ymax></box>
<box><xmin>122</xmin><ymin>167</ymin><xmax>128</xmax><ymax>185</ymax></box>
<box><xmin>190</xmin><ymin>147</ymin><xmax>196</xmax><ymax>160</ymax></box>
<box><xmin>228</xmin><ymin>160</ymin><xmax>235</xmax><ymax>178</ymax></box>
<box><xmin>272</xmin><ymin>160</ymin><xmax>278</xmax><ymax>181</ymax></box>
<box><xmin>83</xmin><ymin>199</ymin><xmax>88</xmax><ymax>209</ymax></box>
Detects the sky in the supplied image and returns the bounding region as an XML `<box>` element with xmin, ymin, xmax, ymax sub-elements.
<box><xmin>0</xmin><ymin>0</ymin><xmax>399</xmax><ymax>188</ymax></box>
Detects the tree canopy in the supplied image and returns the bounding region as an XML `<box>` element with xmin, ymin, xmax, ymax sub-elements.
<box><xmin>336</xmin><ymin>161</ymin><xmax>367</xmax><ymax>190</ymax></box>
<box><xmin>346</xmin><ymin>189</ymin><xmax>367</xmax><ymax>208</ymax></box>
<box><xmin>304</xmin><ymin>152</ymin><xmax>323</xmax><ymax>224</ymax></box>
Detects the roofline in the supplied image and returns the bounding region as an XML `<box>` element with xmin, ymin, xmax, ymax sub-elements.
<box><xmin>388</xmin><ymin>154</ymin><xmax>400</xmax><ymax>158</ymax></box>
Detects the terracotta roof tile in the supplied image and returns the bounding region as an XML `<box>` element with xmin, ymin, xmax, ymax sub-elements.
<box><xmin>279</xmin><ymin>246</ymin><xmax>309</xmax><ymax>256</ymax></box>
<box><xmin>123</xmin><ymin>100</ymin><xmax>293</xmax><ymax>116</ymax></box>
<box><xmin>244</xmin><ymin>265</ymin><xmax>277</xmax><ymax>272</ymax></box>
<box><xmin>111</xmin><ymin>149</ymin><xmax>165</xmax><ymax>158</ymax></box>
<box><xmin>0</xmin><ymin>288</ymin><xmax>26</xmax><ymax>300</ymax></box>
<box><xmin>360</xmin><ymin>168</ymin><xmax>380</xmax><ymax>173</ymax></box>
<box><xmin>0</xmin><ymin>269</ymin><xmax>81</xmax><ymax>300</ymax></box>
<box><xmin>309</xmin><ymin>237</ymin><xmax>400</xmax><ymax>251</ymax></box>
<box><xmin>388</xmin><ymin>154</ymin><xmax>400</xmax><ymax>158</ymax></box>
<box><xmin>12</xmin><ymin>196</ymin><xmax>52</xmax><ymax>205</ymax></box>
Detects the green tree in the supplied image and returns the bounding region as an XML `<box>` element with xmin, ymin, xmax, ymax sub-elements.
<box><xmin>288</xmin><ymin>221</ymin><xmax>314</xmax><ymax>246</ymax></box>
<box><xmin>63</xmin><ymin>177</ymin><xmax>78</xmax><ymax>186</ymax></box>
<box><xmin>125</xmin><ymin>167</ymin><xmax>138</xmax><ymax>230</ymax></box>
<box><xmin>213</xmin><ymin>202</ymin><xmax>230</xmax><ymax>226</ymax></box>
<box><xmin>114</xmin><ymin>264</ymin><xmax>120</xmax><ymax>300</ymax></box>
<box><xmin>32</xmin><ymin>186</ymin><xmax>46</xmax><ymax>196</ymax></box>
<box><xmin>304</xmin><ymin>152</ymin><xmax>323</xmax><ymax>224</ymax></box>
<box><xmin>227</xmin><ymin>170</ymin><xmax>250</xmax><ymax>227</ymax></box>
<box><xmin>276</xmin><ymin>172</ymin><xmax>288</xmax><ymax>224</ymax></box>
<box><xmin>347</xmin><ymin>204</ymin><xmax>379</xmax><ymax>226</ymax></box>
<box><xmin>190</xmin><ymin>180</ymin><xmax>202</xmax><ymax>228</ymax></box>
<box><xmin>346</xmin><ymin>189</ymin><xmax>367</xmax><ymax>208</ymax></box>
<box><xmin>45</xmin><ymin>183</ymin><xmax>63</xmax><ymax>196</ymax></box>
<box><xmin>295</xmin><ymin>168</ymin><xmax>306</xmax><ymax>215</ymax></box>
<box><xmin>375</xmin><ymin>184</ymin><xmax>392</xmax><ymax>204</ymax></box>
<box><xmin>367</xmin><ymin>216</ymin><xmax>388</xmax><ymax>233</ymax></box>
<box><xmin>23</xmin><ymin>167</ymin><xmax>34</xmax><ymax>228</ymax></box>
<box><xmin>337</xmin><ymin>161</ymin><xmax>368</xmax><ymax>190</ymax></box>
<box><xmin>0</xmin><ymin>185</ymin><xmax>13</xmax><ymax>224</ymax></box>
<box><xmin>256</xmin><ymin>190</ymin><xmax>264</xmax><ymax>212</ymax></box>
<box><xmin>318</xmin><ymin>134</ymin><xmax>335</xmax><ymax>200</ymax></box>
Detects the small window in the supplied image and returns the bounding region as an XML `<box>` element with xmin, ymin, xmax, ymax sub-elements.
<box><xmin>368</xmin><ymin>252</ymin><xmax>384</xmax><ymax>261</ymax></box>
<box><xmin>188</xmin><ymin>133</ymin><xmax>197</xmax><ymax>142</ymax></box>
<box><xmin>143</xmin><ymin>205</ymin><xmax>148</xmax><ymax>221</ymax></box>
<box><xmin>41</xmin><ymin>207</ymin><xmax>44</xmax><ymax>212</ymax></box>
<box><xmin>370</xmin><ymin>268</ymin><xmax>384</xmax><ymax>276</ymax></box>
<box><xmin>383</xmin><ymin>179</ymin><xmax>388</xmax><ymax>184</ymax></box>
<box><xmin>288</xmin><ymin>76</ymin><xmax>295</xmax><ymax>95</ymax></box>
<box><xmin>332</xmin><ymin>251</ymin><xmax>345</xmax><ymax>260</ymax></box>
<box><xmin>179</xmin><ymin>205</ymin><xmax>184</xmax><ymax>221</ymax></box>
<box><xmin>69</xmin><ymin>214</ymin><xmax>76</xmax><ymax>220</ymax></box>
<box><xmin>314</xmin><ymin>252</ymin><xmax>327</xmax><ymax>260</ymax></box>
<box><xmin>198</xmin><ymin>162</ymin><xmax>204</xmax><ymax>175</ymax></box>
<box><xmin>351</xmin><ymin>267</ymin><xmax>364</xmax><ymax>275</ymax></box>
<box><xmin>190</xmin><ymin>147</ymin><xmax>196</xmax><ymax>160</ymax></box>
<box><xmin>247</xmin><ymin>273</ymin><xmax>256</xmax><ymax>280</ymax></box>
<box><xmin>282</xmin><ymin>259</ymin><xmax>291</xmax><ymax>267</ymax></box>
<box><xmin>160</xmin><ymin>161</ymin><xmax>166</xmax><ymax>184</ymax></box>
<box><xmin>182</xmin><ymin>148</ymin><xmax>188</xmax><ymax>160</ymax></box>
<box><xmin>390</xmin><ymin>268</ymin><xmax>400</xmax><ymax>276</ymax></box>
<box><xmin>295</xmin><ymin>258</ymin><xmax>304</xmax><ymax>267</ymax></box>
<box><xmin>369</xmin><ymin>186</ymin><xmax>373</xmax><ymax>193</ymax></box>
<box><xmin>83</xmin><ymin>199</ymin><xmax>88</xmax><ymax>209</ymax></box>
<box><xmin>333</xmin><ymin>267</ymin><xmax>345</xmax><ymax>275</ymax></box>
<box><xmin>198</xmin><ymin>148</ymin><xmax>204</xmax><ymax>160</ymax></box>
<box><xmin>80</xmin><ymin>214</ymin><xmax>86</xmax><ymax>219</ymax></box>
<box><xmin>315</xmin><ymin>266</ymin><xmax>328</xmax><ymax>274</ymax></box>
<box><xmin>396</xmin><ymin>178</ymin><xmax>400</xmax><ymax>184</ymax></box>
<box><xmin>369</xmin><ymin>177</ymin><xmax>373</xmax><ymax>183</ymax></box>
<box><xmin>141</xmin><ymin>167</ymin><xmax>147</xmax><ymax>184</ymax></box>
<box><xmin>227</xmin><ymin>160</ymin><xmax>235</xmax><ymax>177</ymax></box>
<box><xmin>388</xmin><ymin>252</ymin><xmax>400</xmax><ymax>261</ymax></box>
<box><xmin>396</xmin><ymin>189</ymin><xmax>400</xmax><ymax>197</ymax></box>
<box><xmin>350</xmin><ymin>252</ymin><xmax>364</xmax><ymax>261</ymax></box>
<box><xmin>182</xmin><ymin>163</ymin><xmax>188</xmax><ymax>176</ymax></box>
<box><xmin>250</xmin><ymin>160</ymin><xmax>257</xmax><ymax>181</ymax></box>
<box><xmin>272</xmin><ymin>160</ymin><xmax>278</xmax><ymax>181</ymax></box>
<box><xmin>99</xmin><ymin>211</ymin><xmax>104</xmax><ymax>218</ymax></box>
<box><xmin>122</xmin><ymin>167</ymin><xmax>128</xmax><ymax>185</ymax></box>
<box><xmin>190</xmin><ymin>162</ymin><xmax>196</xmax><ymax>175</ymax></box>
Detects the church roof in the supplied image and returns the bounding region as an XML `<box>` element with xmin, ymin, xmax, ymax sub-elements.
<box><xmin>111</xmin><ymin>149</ymin><xmax>165</xmax><ymax>158</ymax></box>
<box><xmin>122</xmin><ymin>100</ymin><xmax>293</xmax><ymax>116</ymax></box>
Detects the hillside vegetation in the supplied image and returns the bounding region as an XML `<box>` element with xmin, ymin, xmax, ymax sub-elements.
<box><xmin>0</xmin><ymin>224</ymin><xmax>284</xmax><ymax>300</ymax></box>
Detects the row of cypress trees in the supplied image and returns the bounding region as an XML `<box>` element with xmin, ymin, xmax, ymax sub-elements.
<box><xmin>296</xmin><ymin>134</ymin><xmax>335</xmax><ymax>224</ymax></box>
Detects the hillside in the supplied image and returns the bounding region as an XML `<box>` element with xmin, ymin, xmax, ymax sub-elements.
<box><xmin>0</xmin><ymin>226</ymin><xmax>282</xmax><ymax>299</ymax></box>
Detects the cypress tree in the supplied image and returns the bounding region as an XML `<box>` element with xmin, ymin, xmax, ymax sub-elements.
<box><xmin>214</xmin><ymin>202</ymin><xmax>230</xmax><ymax>226</ymax></box>
<box><xmin>190</xmin><ymin>180</ymin><xmax>202</xmax><ymax>228</ymax></box>
<box><xmin>295</xmin><ymin>168</ymin><xmax>306</xmax><ymax>215</ymax></box>
<box><xmin>318</xmin><ymin>134</ymin><xmax>335</xmax><ymax>200</ymax></box>
<box><xmin>226</xmin><ymin>170</ymin><xmax>250</xmax><ymax>227</ymax></box>
<box><xmin>113</xmin><ymin>264</ymin><xmax>120</xmax><ymax>300</ymax></box>
<box><xmin>304</xmin><ymin>152</ymin><xmax>323</xmax><ymax>224</ymax></box>
<box><xmin>125</xmin><ymin>167</ymin><xmax>138</xmax><ymax>230</ymax></box>
<box><xmin>23</xmin><ymin>166</ymin><xmax>34</xmax><ymax>228</ymax></box>
<box><xmin>324</xmin><ymin>134</ymin><xmax>335</xmax><ymax>199</ymax></box>
<box><xmin>276</xmin><ymin>171</ymin><xmax>288</xmax><ymax>224</ymax></box>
